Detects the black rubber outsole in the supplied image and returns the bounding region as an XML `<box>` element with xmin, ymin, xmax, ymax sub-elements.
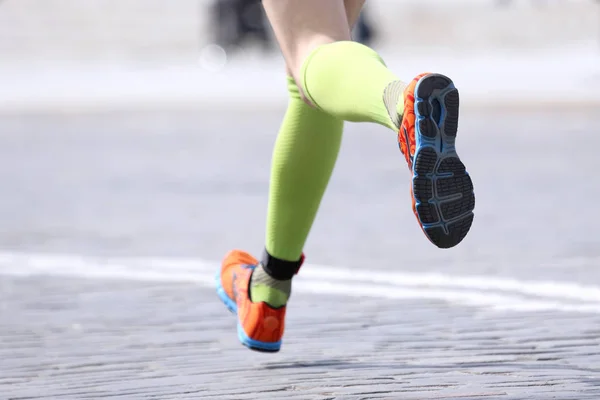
<box><xmin>412</xmin><ymin>74</ymin><xmax>475</xmax><ymax>249</ymax></box>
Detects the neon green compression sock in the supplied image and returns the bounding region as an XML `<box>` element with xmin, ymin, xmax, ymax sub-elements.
<box><xmin>300</xmin><ymin>41</ymin><xmax>407</xmax><ymax>131</ymax></box>
<box><xmin>249</xmin><ymin>77</ymin><xmax>344</xmax><ymax>308</ymax></box>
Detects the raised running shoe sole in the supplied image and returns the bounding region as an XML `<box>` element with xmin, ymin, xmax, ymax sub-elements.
<box><xmin>411</xmin><ymin>74</ymin><xmax>475</xmax><ymax>249</ymax></box>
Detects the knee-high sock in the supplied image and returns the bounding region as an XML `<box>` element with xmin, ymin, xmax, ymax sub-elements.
<box><xmin>265</xmin><ymin>77</ymin><xmax>343</xmax><ymax>262</ymax></box>
<box><xmin>252</xmin><ymin>77</ymin><xmax>343</xmax><ymax>307</ymax></box>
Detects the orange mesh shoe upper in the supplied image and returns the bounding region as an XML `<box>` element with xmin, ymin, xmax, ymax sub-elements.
<box><xmin>398</xmin><ymin>72</ymin><xmax>430</xmax><ymax>171</ymax></box>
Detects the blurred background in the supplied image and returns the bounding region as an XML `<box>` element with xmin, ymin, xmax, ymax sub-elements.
<box><xmin>1</xmin><ymin>0</ymin><xmax>598</xmax><ymax>61</ymax></box>
<box><xmin>0</xmin><ymin>0</ymin><xmax>598</xmax><ymax>112</ymax></box>
<box><xmin>0</xmin><ymin>0</ymin><xmax>599</xmax><ymax>272</ymax></box>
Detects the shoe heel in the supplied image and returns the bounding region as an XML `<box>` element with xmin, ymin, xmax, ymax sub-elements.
<box><xmin>237</xmin><ymin>324</ymin><xmax>281</xmax><ymax>353</ymax></box>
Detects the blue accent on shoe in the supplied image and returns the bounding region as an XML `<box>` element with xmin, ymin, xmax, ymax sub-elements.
<box><xmin>215</xmin><ymin>271</ymin><xmax>237</xmax><ymax>313</ymax></box>
<box><xmin>237</xmin><ymin>324</ymin><xmax>282</xmax><ymax>352</ymax></box>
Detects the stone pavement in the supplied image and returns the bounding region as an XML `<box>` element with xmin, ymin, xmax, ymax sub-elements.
<box><xmin>1</xmin><ymin>275</ymin><xmax>599</xmax><ymax>399</ymax></box>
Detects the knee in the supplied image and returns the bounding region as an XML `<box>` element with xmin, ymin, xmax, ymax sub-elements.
<box><xmin>286</xmin><ymin>36</ymin><xmax>341</xmax><ymax>81</ymax></box>
<box><xmin>284</xmin><ymin>36</ymin><xmax>344</xmax><ymax>107</ymax></box>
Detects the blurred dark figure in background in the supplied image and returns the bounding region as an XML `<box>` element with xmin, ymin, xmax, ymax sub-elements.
<box><xmin>352</xmin><ymin>9</ymin><xmax>376</xmax><ymax>46</ymax></box>
<box><xmin>210</xmin><ymin>0</ymin><xmax>273</xmax><ymax>51</ymax></box>
<box><xmin>210</xmin><ymin>0</ymin><xmax>376</xmax><ymax>52</ymax></box>
<box><xmin>495</xmin><ymin>0</ymin><xmax>550</xmax><ymax>6</ymax></box>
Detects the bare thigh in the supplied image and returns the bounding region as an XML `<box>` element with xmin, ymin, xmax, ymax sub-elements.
<box><xmin>262</xmin><ymin>0</ymin><xmax>366</xmax><ymax>83</ymax></box>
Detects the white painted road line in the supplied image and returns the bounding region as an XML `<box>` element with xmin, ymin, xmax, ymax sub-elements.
<box><xmin>0</xmin><ymin>251</ymin><xmax>599</xmax><ymax>314</ymax></box>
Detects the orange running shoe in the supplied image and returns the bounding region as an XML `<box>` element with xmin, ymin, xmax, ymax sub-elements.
<box><xmin>215</xmin><ymin>250</ymin><xmax>303</xmax><ymax>352</ymax></box>
<box><xmin>398</xmin><ymin>73</ymin><xmax>475</xmax><ymax>248</ymax></box>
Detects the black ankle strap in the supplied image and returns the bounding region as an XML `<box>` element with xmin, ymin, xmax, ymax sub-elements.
<box><xmin>261</xmin><ymin>249</ymin><xmax>304</xmax><ymax>280</ymax></box>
